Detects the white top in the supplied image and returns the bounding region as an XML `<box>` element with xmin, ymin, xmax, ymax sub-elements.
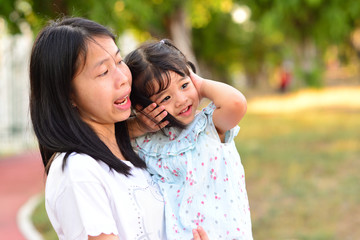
<box><xmin>45</xmin><ymin>152</ymin><xmax>165</xmax><ymax>240</ymax></box>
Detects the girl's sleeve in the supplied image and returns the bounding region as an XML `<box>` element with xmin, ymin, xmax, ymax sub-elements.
<box><xmin>203</xmin><ymin>102</ymin><xmax>240</xmax><ymax>142</ymax></box>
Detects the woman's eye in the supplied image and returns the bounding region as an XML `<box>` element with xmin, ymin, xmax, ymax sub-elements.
<box><xmin>117</xmin><ymin>60</ymin><xmax>123</xmax><ymax>65</ymax></box>
<box><xmin>160</xmin><ymin>96</ymin><xmax>171</xmax><ymax>103</ymax></box>
<box><xmin>99</xmin><ymin>70</ymin><xmax>108</xmax><ymax>77</ymax></box>
<box><xmin>181</xmin><ymin>82</ymin><xmax>189</xmax><ymax>89</ymax></box>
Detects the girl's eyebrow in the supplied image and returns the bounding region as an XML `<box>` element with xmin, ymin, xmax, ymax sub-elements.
<box><xmin>152</xmin><ymin>76</ymin><xmax>188</xmax><ymax>101</ymax></box>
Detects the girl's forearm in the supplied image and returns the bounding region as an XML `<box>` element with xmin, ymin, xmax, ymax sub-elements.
<box><xmin>200</xmin><ymin>78</ymin><xmax>247</xmax><ymax>133</ymax></box>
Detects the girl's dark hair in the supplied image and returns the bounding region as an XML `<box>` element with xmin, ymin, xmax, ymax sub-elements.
<box><xmin>124</xmin><ymin>39</ymin><xmax>196</xmax><ymax>129</ymax></box>
<box><xmin>30</xmin><ymin>17</ymin><xmax>146</xmax><ymax>175</ymax></box>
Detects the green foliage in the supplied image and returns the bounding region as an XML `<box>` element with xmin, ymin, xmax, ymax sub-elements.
<box><xmin>1</xmin><ymin>0</ymin><xmax>360</xmax><ymax>87</ymax></box>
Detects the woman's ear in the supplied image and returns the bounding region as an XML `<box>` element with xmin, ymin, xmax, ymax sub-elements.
<box><xmin>70</xmin><ymin>94</ymin><xmax>77</xmax><ymax>108</ymax></box>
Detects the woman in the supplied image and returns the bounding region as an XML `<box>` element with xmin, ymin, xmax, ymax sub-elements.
<box><xmin>29</xmin><ymin>17</ymin><xmax>208</xmax><ymax>240</ymax></box>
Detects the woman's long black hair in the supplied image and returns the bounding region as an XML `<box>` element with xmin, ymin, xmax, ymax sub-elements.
<box><xmin>30</xmin><ymin>17</ymin><xmax>146</xmax><ymax>175</ymax></box>
<box><xmin>125</xmin><ymin>39</ymin><xmax>196</xmax><ymax>130</ymax></box>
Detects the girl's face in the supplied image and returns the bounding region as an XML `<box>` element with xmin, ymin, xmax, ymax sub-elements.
<box><xmin>72</xmin><ymin>36</ymin><xmax>132</xmax><ymax>134</ymax></box>
<box><xmin>150</xmin><ymin>71</ymin><xmax>200</xmax><ymax>125</ymax></box>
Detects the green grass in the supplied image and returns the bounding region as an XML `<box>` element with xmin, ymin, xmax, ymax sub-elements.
<box><xmin>238</xmin><ymin>109</ymin><xmax>360</xmax><ymax>240</ymax></box>
<box><xmin>31</xmin><ymin>197</ymin><xmax>57</xmax><ymax>240</ymax></box>
<box><xmin>32</xmin><ymin>98</ymin><xmax>360</xmax><ymax>240</ymax></box>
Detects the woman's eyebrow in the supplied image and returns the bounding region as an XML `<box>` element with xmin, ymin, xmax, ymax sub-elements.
<box><xmin>94</xmin><ymin>49</ymin><xmax>121</xmax><ymax>68</ymax></box>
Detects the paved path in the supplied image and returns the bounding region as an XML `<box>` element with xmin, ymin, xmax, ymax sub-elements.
<box><xmin>0</xmin><ymin>150</ymin><xmax>44</xmax><ymax>239</ymax></box>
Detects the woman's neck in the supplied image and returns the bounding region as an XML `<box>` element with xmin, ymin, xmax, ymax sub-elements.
<box><xmin>95</xmin><ymin>124</ymin><xmax>126</xmax><ymax>160</ymax></box>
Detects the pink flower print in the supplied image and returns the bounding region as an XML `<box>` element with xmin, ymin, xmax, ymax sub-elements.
<box><xmin>143</xmin><ymin>137</ymin><xmax>150</xmax><ymax>143</ymax></box>
<box><xmin>186</xmin><ymin>170</ymin><xmax>196</xmax><ymax>186</ymax></box>
<box><xmin>223</xmin><ymin>174</ymin><xmax>229</xmax><ymax>182</ymax></box>
<box><xmin>162</xmin><ymin>163</ymin><xmax>169</xmax><ymax>170</ymax></box>
<box><xmin>214</xmin><ymin>192</ymin><xmax>221</xmax><ymax>200</ymax></box>
<box><xmin>172</xmin><ymin>168</ymin><xmax>180</xmax><ymax>177</ymax></box>
<box><xmin>187</xmin><ymin>196</ymin><xmax>193</xmax><ymax>204</ymax></box>
<box><xmin>168</xmin><ymin>131</ymin><xmax>176</xmax><ymax>141</ymax></box>
<box><xmin>192</xmin><ymin>212</ymin><xmax>205</xmax><ymax>226</ymax></box>
<box><xmin>201</xmin><ymin>162</ymin><xmax>204</xmax><ymax>166</ymax></box>
<box><xmin>176</xmin><ymin>189</ymin><xmax>180</xmax><ymax>198</ymax></box>
<box><xmin>210</xmin><ymin>169</ymin><xmax>217</xmax><ymax>180</ymax></box>
<box><xmin>156</xmin><ymin>158</ymin><xmax>162</xmax><ymax>168</ymax></box>
<box><xmin>172</xmin><ymin>223</ymin><xmax>179</xmax><ymax>233</ymax></box>
<box><xmin>160</xmin><ymin>177</ymin><xmax>165</xmax><ymax>183</ymax></box>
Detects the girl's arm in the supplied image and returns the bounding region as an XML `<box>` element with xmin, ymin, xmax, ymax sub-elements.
<box><xmin>191</xmin><ymin>72</ymin><xmax>247</xmax><ymax>140</ymax></box>
<box><xmin>127</xmin><ymin>103</ymin><xmax>169</xmax><ymax>139</ymax></box>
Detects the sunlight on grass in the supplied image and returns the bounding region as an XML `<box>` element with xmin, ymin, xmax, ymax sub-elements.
<box><xmin>237</xmin><ymin>87</ymin><xmax>360</xmax><ymax>239</ymax></box>
<box><xmin>248</xmin><ymin>86</ymin><xmax>360</xmax><ymax>113</ymax></box>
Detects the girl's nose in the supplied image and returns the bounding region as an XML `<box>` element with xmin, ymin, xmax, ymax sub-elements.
<box><xmin>175</xmin><ymin>93</ymin><xmax>187</xmax><ymax>107</ymax></box>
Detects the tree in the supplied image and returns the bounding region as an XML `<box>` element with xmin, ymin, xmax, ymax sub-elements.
<box><xmin>1</xmin><ymin>0</ymin><xmax>360</xmax><ymax>87</ymax></box>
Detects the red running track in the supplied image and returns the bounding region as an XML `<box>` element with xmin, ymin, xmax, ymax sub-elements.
<box><xmin>0</xmin><ymin>151</ymin><xmax>44</xmax><ymax>239</ymax></box>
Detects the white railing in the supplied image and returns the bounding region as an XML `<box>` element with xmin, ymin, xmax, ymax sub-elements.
<box><xmin>0</xmin><ymin>21</ymin><xmax>36</xmax><ymax>154</ymax></box>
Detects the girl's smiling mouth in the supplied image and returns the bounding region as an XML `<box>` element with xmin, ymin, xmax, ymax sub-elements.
<box><xmin>178</xmin><ymin>105</ymin><xmax>192</xmax><ymax>116</ymax></box>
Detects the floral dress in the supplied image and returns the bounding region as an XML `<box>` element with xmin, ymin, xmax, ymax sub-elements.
<box><xmin>134</xmin><ymin>103</ymin><xmax>253</xmax><ymax>240</ymax></box>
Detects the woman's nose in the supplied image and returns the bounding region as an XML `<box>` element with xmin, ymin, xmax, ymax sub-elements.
<box><xmin>114</xmin><ymin>64</ymin><xmax>130</xmax><ymax>88</ymax></box>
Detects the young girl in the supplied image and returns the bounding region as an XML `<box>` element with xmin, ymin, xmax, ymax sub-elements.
<box><xmin>30</xmin><ymin>18</ymin><xmax>208</xmax><ymax>240</ymax></box>
<box><xmin>125</xmin><ymin>39</ymin><xmax>253</xmax><ymax>239</ymax></box>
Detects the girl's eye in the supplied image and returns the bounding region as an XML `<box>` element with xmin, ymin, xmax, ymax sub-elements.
<box><xmin>181</xmin><ymin>82</ymin><xmax>189</xmax><ymax>89</ymax></box>
<box><xmin>160</xmin><ymin>96</ymin><xmax>171</xmax><ymax>103</ymax></box>
<box><xmin>99</xmin><ymin>70</ymin><xmax>108</xmax><ymax>77</ymax></box>
<box><xmin>117</xmin><ymin>60</ymin><xmax>123</xmax><ymax>65</ymax></box>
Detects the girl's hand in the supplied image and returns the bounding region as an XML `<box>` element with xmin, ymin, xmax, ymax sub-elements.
<box><xmin>189</xmin><ymin>71</ymin><xmax>204</xmax><ymax>100</ymax></box>
<box><xmin>128</xmin><ymin>103</ymin><xmax>169</xmax><ymax>138</ymax></box>
<box><xmin>192</xmin><ymin>226</ymin><xmax>209</xmax><ymax>240</ymax></box>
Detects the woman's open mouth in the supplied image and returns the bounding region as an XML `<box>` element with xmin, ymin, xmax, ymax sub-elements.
<box><xmin>114</xmin><ymin>95</ymin><xmax>131</xmax><ymax>109</ymax></box>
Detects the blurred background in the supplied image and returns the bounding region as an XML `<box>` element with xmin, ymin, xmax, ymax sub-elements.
<box><xmin>0</xmin><ymin>0</ymin><xmax>359</xmax><ymax>239</ymax></box>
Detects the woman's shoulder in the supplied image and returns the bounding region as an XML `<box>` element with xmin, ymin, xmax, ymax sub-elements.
<box><xmin>49</xmin><ymin>152</ymin><xmax>108</xmax><ymax>183</ymax></box>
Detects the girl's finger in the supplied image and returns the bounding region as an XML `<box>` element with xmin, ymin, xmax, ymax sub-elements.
<box><xmin>192</xmin><ymin>226</ymin><xmax>209</xmax><ymax>240</ymax></box>
<box><xmin>139</xmin><ymin>103</ymin><xmax>156</xmax><ymax>114</ymax></box>
<box><xmin>154</xmin><ymin>109</ymin><xmax>167</xmax><ymax>121</ymax></box>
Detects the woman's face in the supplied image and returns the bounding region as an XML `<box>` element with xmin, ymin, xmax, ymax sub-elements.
<box><xmin>71</xmin><ymin>36</ymin><xmax>132</xmax><ymax>134</ymax></box>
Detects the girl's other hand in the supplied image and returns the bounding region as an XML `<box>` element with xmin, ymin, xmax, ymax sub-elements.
<box><xmin>189</xmin><ymin>71</ymin><xmax>204</xmax><ymax>100</ymax></box>
<box><xmin>192</xmin><ymin>226</ymin><xmax>209</xmax><ymax>240</ymax></box>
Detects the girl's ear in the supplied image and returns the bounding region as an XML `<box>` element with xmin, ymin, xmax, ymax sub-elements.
<box><xmin>187</xmin><ymin>61</ymin><xmax>196</xmax><ymax>73</ymax></box>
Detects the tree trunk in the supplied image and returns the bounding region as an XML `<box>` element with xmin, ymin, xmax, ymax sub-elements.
<box><xmin>168</xmin><ymin>7</ymin><xmax>199</xmax><ymax>72</ymax></box>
